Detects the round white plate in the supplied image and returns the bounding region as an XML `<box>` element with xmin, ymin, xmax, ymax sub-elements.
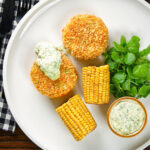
<box><xmin>3</xmin><ymin>0</ymin><xmax>150</xmax><ymax>149</ymax></box>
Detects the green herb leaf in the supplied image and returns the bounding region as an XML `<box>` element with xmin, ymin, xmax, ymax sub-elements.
<box><xmin>120</xmin><ymin>54</ymin><xmax>125</xmax><ymax>64</ymax></box>
<box><xmin>131</xmin><ymin>86</ymin><xmax>138</xmax><ymax>97</ymax></box>
<box><xmin>122</xmin><ymin>78</ymin><xmax>130</xmax><ymax>91</ymax></box>
<box><xmin>120</xmin><ymin>35</ymin><xmax>126</xmax><ymax>47</ymax></box>
<box><xmin>126</xmin><ymin>86</ymin><xmax>137</xmax><ymax>97</ymax></box>
<box><xmin>113</xmin><ymin>83</ymin><xmax>125</xmax><ymax>98</ymax></box>
<box><xmin>139</xmin><ymin>45</ymin><xmax>150</xmax><ymax>57</ymax></box>
<box><xmin>146</xmin><ymin>71</ymin><xmax>150</xmax><ymax>81</ymax></box>
<box><xmin>135</xmin><ymin>79</ymin><xmax>145</xmax><ymax>84</ymax></box>
<box><xmin>127</xmin><ymin>67</ymin><xmax>137</xmax><ymax>79</ymax></box>
<box><xmin>110</xmin><ymin>84</ymin><xmax>116</xmax><ymax>93</ymax></box>
<box><xmin>113</xmin><ymin>41</ymin><xmax>127</xmax><ymax>52</ymax></box>
<box><xmin>138</xmin><ymin>85</ymin><xmax>150</xmax><ymax>97</ymax></box>
<box><xmin>133</xmin><ymin>64</ymin><xmax>149</xmax><ymax>78</ymax></box>
<box><xmin>136</xmin><ymin>56</ymin><xmax>149</xmax><ymax>64</ymax></box>
<box><xmin>127</xmin><ymin>36</ymin><xmax>140</xmax><ymax>53</ymax></box>
<box><xmin>107</xmin><ymin>59</ymin><xmax>117</xmax><ymax>71</ymax></box>
<box><xmin>112</xmin><ymin>72</ymin><xmax>126</xmax><ymax>84</ymax></box>
<box><xmin>102</xmin><ymin>52</ymin><xmax>108</xmax><ymax>57</ymax></box>
<box><xmin>124</xmin><ymin>52</ymin><xmax>136</xmax><ymax>65</ymax></box>
<box><xmin>108</xmin><ymin>47</ymin><xmax>116</xmax><ymax>54</ymax></box>
<box><xmin>111</xmin><ymin>51</ymin><xmax>121</xmax><ymax>63</ymax></box>
<box><xmin>103</xmin><ymin>35</ymin><xmax>150</xmax><ymax>98</ymax></box>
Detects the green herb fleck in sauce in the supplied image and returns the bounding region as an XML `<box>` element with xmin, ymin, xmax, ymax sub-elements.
<box><xmin>109</xmin><ymin>99</ymin><xmax>145</xmax><ymax>136</ymax></box>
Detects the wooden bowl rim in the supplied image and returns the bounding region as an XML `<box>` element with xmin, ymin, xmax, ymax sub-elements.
<box><xmin>107</xmin><ymin>96</ymin><xmax>147</xmax><ymax>138</ymax></box>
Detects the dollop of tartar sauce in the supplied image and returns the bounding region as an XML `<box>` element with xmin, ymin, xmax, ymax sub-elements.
<box><xmin>35</xmin><ymin>41</ymin><xmax>62</xmax><ymax>81</ymax></box>
<box><xmin>109</xmin><ymin>100</ymin><xmax>145</xmax><ymax>136</ymax></box>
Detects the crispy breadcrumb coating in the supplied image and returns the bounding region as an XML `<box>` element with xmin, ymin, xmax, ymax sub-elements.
<box><xmin>30</xmin><ymin>55</ymin><xmax>77</xmax><ymax>98</ymax></box>
<box><xmin>62</xmin><ymin>14</ymin><xmax>108</xmax><ymax>60</ymax></box>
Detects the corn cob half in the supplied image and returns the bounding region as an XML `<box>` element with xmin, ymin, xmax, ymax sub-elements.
<box><xmin>56</xmin><ymin>95</ymin><xmax>97</xmax><ymax>141</ymax></box>
<box><xmin>82</xmin><ymin>65</ymin><xmax>110</xmax><ymax>104</ymax></box>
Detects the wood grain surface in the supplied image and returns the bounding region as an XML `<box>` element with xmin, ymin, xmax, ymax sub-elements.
<box><xmin>0</xmin><ymin>125</ymin><xmax>41</xmax><ymax>149</ymax></box>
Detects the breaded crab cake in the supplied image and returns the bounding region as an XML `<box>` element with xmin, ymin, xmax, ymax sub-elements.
<box><xmin>62</xmin><ymin>14</ymin><xmax>108</xmax><ymax>60</ymax></box>
<box><xmin>30</xmin><ymin>54</ymin><xmax>77</xmax><ymax>98</ymax></box>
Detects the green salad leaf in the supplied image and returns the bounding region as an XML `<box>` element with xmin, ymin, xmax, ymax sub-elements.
<box><xmin>103</xmin><ymin>35</ymin><xmax>150</xmax><ymax>98</ymax></box>
<box><xmin>113</xmin><ymin>41</ymin><xmax>127</xmax><ymax>52</ymax></box>
<box><xmin>124</xmin><ymin>53</ymin><xmax>136</xmax><ymax>65</ymax></box>
<box><xmin>112</xmin><ymin>72</ymin><xmax>126</xmax><ymax>84</ymax></box>
<box><xmin>133</xmin><ymin>64</ymin><xmax>149</xmax><ymax>78</ymax></box>
<box><xmin>139</xmin><ymin>45</ymin><xmax>150</xmax><ymax>57</ymax></box>
<box><xmin>127</xmin><ymin>86</ymin><xmax>138</xmax><ymax>97</ymax></box>
<box><xmin>136</xmin><ymin>56</ymin><xmax>149</xmax><ymax>64</ymax></box>
<box><xmin>111</xmin><ymin>51</ymin><xmax>121</xmax><ymax>63</ymax></box>
<box><xmin>127</xmin><ymin>36</ymin><xmax>140</xmax><ymax>54</ymax></box>
<box><xmin>138</xmin><ymin>85</ymin><xmax>150</xmax><ymax>98</ymax></box>
<box><xmin>122</xmin><ymin>78</ymin><xmax>130</xmax><ymax>91</ymax></box>
<box><xmin>146</xmin><ymin>71</ymin><xmax>150</xmax><ymax>81</ymax></box>
<box><xmin>120</xmin><ymin>35</ymin><xmax>127</xmax><ymax>47</ymax></box>
<box><xmin>107</xmin><ymin>60</ymin><xmax>117</xmax><ymax>71</ymax></box>
<box><xmin>126</xmin><ymin>67</ymin><xmax>135</xmax><ymax>79</ymax></box>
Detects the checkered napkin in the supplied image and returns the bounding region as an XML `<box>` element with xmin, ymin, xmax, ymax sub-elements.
<box><xmin>0</xmin><ymin>0</ymin><xmax>39</xmax><ymax>132</ymax></box>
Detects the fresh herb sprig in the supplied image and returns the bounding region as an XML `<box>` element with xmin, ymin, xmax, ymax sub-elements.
<box><xmin>103</xmin><ymin>35</ymin><xmax>150</xmax><ymax>98</ymax></box>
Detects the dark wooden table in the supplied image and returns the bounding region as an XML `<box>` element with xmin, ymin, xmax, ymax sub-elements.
<box><xmin>0</xmin><ymin>124</ymin><xmax>41</xmax><ymax>150</ymax></box>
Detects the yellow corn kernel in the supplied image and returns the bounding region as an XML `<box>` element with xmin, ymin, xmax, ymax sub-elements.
<box><xmin>56</xmin><ymin>95</ymin><xmax>97</xmax><ymax>141</ymax></box>
<box><xmin>82</xmin><ymin>65</ymin><xmax>110</xmax><ymax>104</ymax></box>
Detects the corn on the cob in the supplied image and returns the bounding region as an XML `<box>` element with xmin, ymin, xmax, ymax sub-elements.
<box><xmin>56</xmin><ymin>95</ymin><xmax>97</xmax><ymax>141</ymax></box>
<box><xmin>82</xmin><ymin>65</ymin><xmax>110</xmax><ymax>104</ymax></box>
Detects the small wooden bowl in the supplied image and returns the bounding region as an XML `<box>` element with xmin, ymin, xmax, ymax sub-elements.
<box><xmin>107</xmin><ymin>97</ymin><xmax>147</xmax><ymax>138</ymax></box>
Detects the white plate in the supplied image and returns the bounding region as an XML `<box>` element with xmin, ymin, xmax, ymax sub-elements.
<box><xmin>137</xmin><ymin>0</ymin><xmax>150</xmax><ymax>10</ymax></box>
<box><xmin>3</xmin><ymin>0</ymin><xmax>150</xmax><ymax>149</ymax></box>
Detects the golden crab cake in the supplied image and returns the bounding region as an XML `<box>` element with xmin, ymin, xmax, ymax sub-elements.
<box><xmin>30</xmin><ymin>54</ymin><xmax>77</xmax><ymax>98</ymax></box>
<box><xmin>62</xmin><ymin>14</ymin><xmax>108</xmax><ymax>60</ymax></box>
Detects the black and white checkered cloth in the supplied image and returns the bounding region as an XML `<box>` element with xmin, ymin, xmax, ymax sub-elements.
<box><xmin>0</xmin><ymin>0</ymin><xmax>39</xmax><ymax>132</ymax></box>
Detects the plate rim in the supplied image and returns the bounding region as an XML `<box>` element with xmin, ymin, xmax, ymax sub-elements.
<box><xmin>3</xmin><ymin>0</ymin><xmax>57</xmax><ymax>149</ymax></box>
<box><xmin>137</xmin><ymin>0</ymin><xmax>150</xmax><ymax>10</ymax></box>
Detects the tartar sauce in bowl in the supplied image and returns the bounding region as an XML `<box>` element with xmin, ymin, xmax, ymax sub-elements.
<box><xmin>107</xmin><ymin>97</ymin><xmax>147</xmax><ymax>137</ymax></box>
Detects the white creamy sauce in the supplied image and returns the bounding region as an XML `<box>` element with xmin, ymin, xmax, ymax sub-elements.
<box><xmin>109</xmin><ymin>99</ymin><xmax>145</xmax><ymax>136</ymax></box>
<box><xmin>35</xmin><ymin>41</ymin><xmax>62</xmax><ymax>81</ymax></box>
